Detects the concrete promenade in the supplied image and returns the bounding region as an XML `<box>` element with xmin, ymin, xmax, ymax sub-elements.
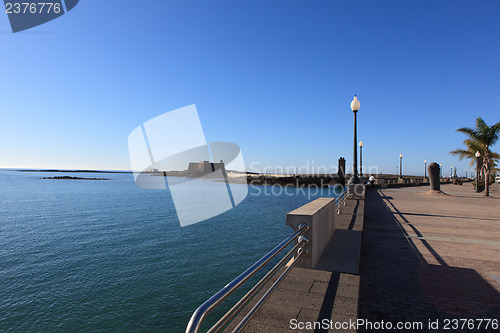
<box><xmin>359</xmin><ymin>183</ymin><xmax>500</xmax><ymax>332</ymax></box>
<box><xmin>231</xmin><ymin>183</ymin><xmax>500</xmax><ymax>332</ymax></box>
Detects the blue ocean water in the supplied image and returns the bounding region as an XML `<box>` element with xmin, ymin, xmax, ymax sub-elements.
<box><xmin>0</xmin><ymin>171</ymin><xmax>338</xmax><ymax>332</ymax></box>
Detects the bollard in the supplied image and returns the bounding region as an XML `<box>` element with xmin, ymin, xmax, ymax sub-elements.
<box><xmin>428</xmin><ymin>162</ymin><xmax>441</xmax><ymax>191</ymax></box>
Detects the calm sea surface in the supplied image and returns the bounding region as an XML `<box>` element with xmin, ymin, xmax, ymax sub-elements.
<box><xmin>0</xmin><ymin>171</ymin><xmax>338</xmax><ymax>332</ymax></box>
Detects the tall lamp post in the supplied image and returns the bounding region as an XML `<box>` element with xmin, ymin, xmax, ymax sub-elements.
<box><xmin>399</xmin><ymin>154</ymin><xmax>403</xmax><ymax>179</ymax></box>
<box><xmin>348</xmin><ymin>95</ymin><xmax>361</xmax><ymax>185</ymax></box>
<box><xmin>359</xmin><ymin>140</ymin><xmax>364</xmax><ymax>177</ymax></box>
<box><xmin>465</xmin><ymin>169</ymin><xmax>467</xmax><ymax>178</ymax></box>
<box><xmin>424</xmin><ymin>160</ymin><xmax>427</xmax><ymax>179</ymax></box>
<box><xmin>475</xmin><ymin>151</ymin><xmax>481</xmax><ymax>192</ymax></box>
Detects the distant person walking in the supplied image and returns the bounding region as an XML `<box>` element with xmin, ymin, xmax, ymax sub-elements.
<box><xmin>369</xmin><ymin>175</ymin><xmax>376</xmax><ymax>189</ymax></box>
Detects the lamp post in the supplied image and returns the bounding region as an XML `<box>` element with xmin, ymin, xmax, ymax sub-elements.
<box><xmin>399</xmin><ymin>154</ymin><xmax>403</xmax><ymax>179</ymax></box>
<box><xmin>424</xmin><ymin>160</ymin><xmax>427</xmax><ymax>179</ymax></box>
<box><xmin>475</xmin><ymin>151</ymin><xmax>481</xmax><ymax>192</ymax></box>
<box><xmin>440</xmin><ymin>164</ymin><xmax>442</xmax><ymax>178</ymax></box>
<box><xmin>466</xmin><ymin>169</ymin><xmax>467</xmax><ymax>178</ymax></box>
<box><xmin>348</xmin><ymin>95</ymin><xmax>361</xmax><ymax>185</ymax></box>
<box><xmin>359</xmin><ymin>140</ymin><xmax>363</xmax><ymax>177</ymax></box>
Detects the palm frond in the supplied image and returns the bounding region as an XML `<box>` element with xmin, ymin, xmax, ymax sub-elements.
<box><xmin>463</xmin><ymin>139</ymin><xmax>484</xmax><ymax>152</ymax></box>
<box><xmin>456</xmin><ymin>127</ymin><xmax>477</xmax><ymax>138</ymax></box>
<box><xmin>486</xmin><ymin>123</ymin><xmax>500</xmax><ymax>146</ymax></box>
<box><xmin>492</xmin><ymin>121</ymin><xmax>500</xmax><ymax>133</ymax></box>
<box><xmin>491</xmin><ymin>152</ymin><xmax>500</xmax><ymax>160</ymax></box>
<box><xmin>476</xmin><ymin>117</ymin><xmax>488</xmax><ymax>133</ymax></box>
<box><xmin>449</xmin><ymin>149</ymin><xmax>474</xmax><ymax>161</ymax></box>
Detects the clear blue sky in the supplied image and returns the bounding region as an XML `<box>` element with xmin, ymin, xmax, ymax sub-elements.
<box><xmin>1</xmin><ymin>0</ymin><xmax>499</xmax><ymax>176</ymax></box>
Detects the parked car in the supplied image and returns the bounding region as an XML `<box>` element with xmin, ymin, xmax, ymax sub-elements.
<box><xmin>496</xmin><ymin>176</ymin><xmax>500</xmax><ymax>183</ymax></box>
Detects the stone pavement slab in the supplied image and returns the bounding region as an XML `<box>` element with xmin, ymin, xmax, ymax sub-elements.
<box><xmin>358</xmin><ymin>183</ymin><xmax>500</xmax><ymax>333</ymax></box>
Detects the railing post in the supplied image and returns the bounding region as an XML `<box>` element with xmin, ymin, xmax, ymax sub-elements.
<box><xmin>285</xmin><ymin>198</ymin><xmax>336</xmax><ymax>269</ymax></box>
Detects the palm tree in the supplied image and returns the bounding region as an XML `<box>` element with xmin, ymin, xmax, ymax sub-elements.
<box><xmin>451</xmin><ymin>117</ymin><xmax>500</xmax><ymax>196</ymax></box>
<box><xmin>450</xmin><ymin>139</ymin><xmax>484</xmax><ymax>167</ymax></box>
<box><xmin>450</xmin><ymin>139</ymin><xmax>500</xmax><ymax>174</ymax></box>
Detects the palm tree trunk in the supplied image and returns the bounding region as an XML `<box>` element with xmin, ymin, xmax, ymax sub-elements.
<box><xmin>485</xmin><ymin>170</ymin><xmax>490</xmax><ymax>196</ymax></box>
<box><xmin>485</xmin><ymin>149</ymin><xmax>490</xmax><ymax>196</ymax></box>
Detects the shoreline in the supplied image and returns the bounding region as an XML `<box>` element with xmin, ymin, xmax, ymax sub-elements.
<box><xmin>4</xmin><ymin>169</ymin><xmax>132</xmax><ymax>174</ymax></box>
<box><xmin>41</xmin><ymin>176</ymin><xmax>111</xmax><ymax>181</ymax></box>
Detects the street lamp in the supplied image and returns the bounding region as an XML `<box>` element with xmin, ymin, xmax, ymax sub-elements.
<box><xmin>475</xmin><ymin>151</ymin><xmax>481</xmax><ymax>192</ymax></box>
<box><xmin>399</xmin><ymin>154</ymin><xmax>403</xmax><ymax>179</ymax></box>
<box><xmin>359</xmin><ymin>140</ymin><xmax>364</xmax><ymax>177</ymax></box>
<box><xmin>466</xmin><ymin>169</ymin><xmax>467</xmax><ymax>178</ymax></box>
<box><xmin>348</xmin><ymin>95</ymin><xmax>361</xmax><ymax>185</ymax></box>
<box><xmin>424</xmin><ymin>160</ymin><xmax>427</xmax><ymax>179</ymax></box>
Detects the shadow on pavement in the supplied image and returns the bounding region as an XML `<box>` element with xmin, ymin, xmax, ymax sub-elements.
<box><xmin>313</xmin><ymin>272</ymin><xmax>341</xmax><ymax>333</ymax></box>
<box><xmin>358</xmin><ymin>190</ymin><xmax>500</xmax><ymax>332</ymax></box>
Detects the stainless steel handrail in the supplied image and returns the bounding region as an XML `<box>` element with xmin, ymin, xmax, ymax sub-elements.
<box><xmin>335</xmin><ymin>188</ymin><xmax>348</xmax><ymax>214</ymax></box>
<box><xmin>185</xmin><ymin>224</ymin><xmax>309</xmax><ymax>333</ymax></box>
<box><xmin>208</xmin><ymin>239</ymin><xmax>306</xmax><ymax>333</ymax></box>
<box><xmin>230</xmin><ymin>247</ymin><xmax>307</xmax><ymax>333</ymax></box>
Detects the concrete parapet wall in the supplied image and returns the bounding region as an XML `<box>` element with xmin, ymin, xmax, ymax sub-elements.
<box><xmin>286</xmin><ymin>198</ymin><xmax>336</xmax><ymax>269</ymax></box>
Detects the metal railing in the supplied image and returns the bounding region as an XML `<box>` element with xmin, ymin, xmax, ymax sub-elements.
<box><xmin>185</xmin><ymin>224</ymin><xmax>309</xmax><ymax>333</ymax></box>
<box><xmin>335</xmin><ymin>188</ymin><xmax>348</xmax><ymax>214</ymax></box>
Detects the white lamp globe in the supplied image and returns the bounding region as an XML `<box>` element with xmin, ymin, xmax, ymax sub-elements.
<box><xmin>351</xmin><ymin>95</ymin><xmax>360</xmax><ymax>111</ymax></box>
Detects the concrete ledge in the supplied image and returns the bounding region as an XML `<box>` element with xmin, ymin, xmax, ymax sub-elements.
<box><xmin>286</xmin><ymin>197</ymin><xmax>336</xmax><ymax>269</ymax></box>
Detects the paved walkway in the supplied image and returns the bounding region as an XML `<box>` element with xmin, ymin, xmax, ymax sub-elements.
<box><xmin>228</xmin><ymin>198</ymin><xmax>363</xmax><ymax>333</ymax></box>
<box><xmin>227</xmin><ymin>183</ymin><xmax>500</xmax><ymax>332</ymax></box>
<box><xmin>359</xmin><ymin>183</ymin><xmax>500</xmax><ymax>332</ymax></box>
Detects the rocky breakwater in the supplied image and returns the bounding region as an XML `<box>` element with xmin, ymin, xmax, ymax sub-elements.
<box><xmin>246</xmin><ymin>174</ymin><xmax>342</xmax><ymax>188</ymax></box>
